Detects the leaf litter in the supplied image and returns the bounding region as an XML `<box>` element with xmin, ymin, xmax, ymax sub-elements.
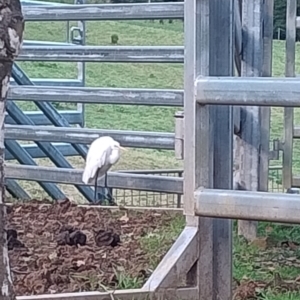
<box><xmin>6</xmin><ymin>199</ymin><xmax>300</xmax><ymax>298</ymax></box>
<box><xmin>6</xmin><ymin>199</ymin><xmax>177</xmax><ymax>295</ymax></box>
<box><xmin>233</xmin><ymin>234</ymin><xmax>300</xmax><ymax>299</ymax></box>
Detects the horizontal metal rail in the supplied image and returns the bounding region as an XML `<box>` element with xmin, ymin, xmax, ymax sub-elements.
<box><xmin>9</xmin><ymin>86</ymin><xmax>183</xmax><ymax>106</ymax></box>
<box><xmin>118</xmin><ymin>169</ymin><xmax>183</xmax><ymax>174</ymax></box>
<box><xmin>5</xmin><ymin>125</ymin><xmax>175</xmax><ymax>150</ymax></box>
<box><xmin>15</xmin><ymin>288</ymin><xmax>195</xmax><ymax>300</ymax></box>
<box><xmin>296</xmin><ymin>16</ymin><xmax>300</xmax><ymax>28</ymax></box>
<box><xmin>292</xmin><ymin>176</ymin><xmax>300</xmax><ymax>187</ymax></box>
<box><xmin>10</xmin><ymin>78</ymin><xmax>82</xmax><ymax>87</ymax></box>
<box><xmin>292</xmin><ymin>126</ymin><xmax>300</xmax><ymax>138</ymax></box>
<box><xmin>121</xmin><ymin>167</ymin><xmax>279</xmax><ymax>174</ymax></box>
<box><xmin>269</xmin><ymin>165</ymin><xmax>283</xmax><ymax>170</ymax></box>
<box><xmin>196</xmin><ymin>76</ymin><xmax>300</xmax><ymax>106</ymax></box>
<box><xmin>23</xmin><ymin>3</ymin><xmax>184</xmax><ymax>21</ymax></box>
<box><xmin>194</xmin><ymin>188</ymin><xmax>300</xmax><ymax>224</ymax></box>
<box><xmin>5</xmin><ymin>143</ymin><xmax>76</xmax><ymax>160</ymax></box>
<box><xmin>23</xmin><ymin>40</ymin><xmax>76</xmax><ymax>47</ymax></box>
<box><xmin>6</xmin><ymin>164</ymin><xmax>183</xmax><ymax>194</ymax></box>
<box><xmin>21</xmin><ymin>0</ymin><xmax>66</xmax><ymax>6</ymax></box>
<box><xmin>5</xmin><ymin>110</ymin><xmax>82</xmax><ymax>125</ymax></box>
<box><xmin>18</xmin><ymin>46</ymin><xmax>184</xmax><ymax>63</ymax></box>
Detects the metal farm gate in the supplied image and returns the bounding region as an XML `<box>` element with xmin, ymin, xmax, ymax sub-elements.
<box><xmin>6</xmin><ymin>1</ymin><xmax>185</xmax><ymax>206</ymax></box>
<box><xmin>6</xmin><ymin>0</ymin><xmax>88</xmax><ymax>201</ymax></box>
<box><xmin>5</xmin><ymin>0</ymin><xmax>297</xmax><ymax>208</ymax></box>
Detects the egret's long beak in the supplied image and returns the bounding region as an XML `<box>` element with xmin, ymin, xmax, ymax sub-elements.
<box><xmin>119</xmin><ymin>146</ymin><xmax>128</xmax><ymax>151</ymax></box>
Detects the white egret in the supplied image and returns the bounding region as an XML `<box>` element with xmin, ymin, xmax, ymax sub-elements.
<box><xmin>82</xmin><ymin>136</ymin><xmax>127</xmax><ymax>203</ymax></box>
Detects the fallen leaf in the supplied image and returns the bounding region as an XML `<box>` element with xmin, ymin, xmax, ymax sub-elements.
<box><xmin>119</xmin><ymin>213</ymin><xmax>129</xmax><ymax>223</ymax></box>
<box><xmin>265</xmin><ymin>226</ymin><xmax>273</xmax><ymax>233</ymax></box>
<box><xmin>14</xmin><ymin>206</ymin><xmax>22</xmax><ymax>213</ymax></box>
<box><xmin>286</xmin><ymin>257</ymin><xmax>297</xmax><ymax>261</ymax></box>
<box><xmin>48</xmin><ymin>252</ymin><xmax>57</xmax><ymax>260</ymax></box>
<box><xmin>22</xmin><ymin>257</ymin><xmax>31</xmax><ymax>262</ymax></box>
<box><xmin>250</xmin><ymin>237</ymin><xmax>272</xmax><ymax>250</ymax></box>
<box><xmin>76</xmin><ymin>260</ymin><xmax>85</xmax><ymax>267</ymax></box>
<box><xmin>281</xmin><ymin>241</ymin><xmax>299</xmax><ymax>250</ymax></box>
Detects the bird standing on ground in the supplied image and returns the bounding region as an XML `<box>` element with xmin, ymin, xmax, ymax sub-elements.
<box><xmin>82</xmin><ymin>136</ymin><xmax>127</xmax><ymax>204</ymax></box>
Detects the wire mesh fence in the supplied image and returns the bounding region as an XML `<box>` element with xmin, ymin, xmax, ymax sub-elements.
<box><xmin>112</xmin><ymin>169</ymin><xmax>183</xmax><ymax>208</ymax></box>
<box><xmin>268</xmin><ymin>165</ymin><xmax>284</xmax><ymax>193</ymax></box>
<box><xmin>110</xmin><ymin>166</ymin><xmax>284</xmax><ymax>208</ymax></box>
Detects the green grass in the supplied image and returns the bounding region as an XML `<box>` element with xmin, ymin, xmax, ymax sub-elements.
<box><xmin>140</xmin><ymin>213</ymin><xmax>185</xmax><ymax>268</ymax></box>
<box><xmin>232</xmin><ymin>221</ymin><xmax>300</xmax><ymax>299</ymax></box>
<box><xmin>14</xmin><ymin>17</ymin><xmax>300</xmax><ymax>298</ymax></box>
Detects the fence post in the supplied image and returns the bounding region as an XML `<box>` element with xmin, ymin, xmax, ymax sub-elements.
<box><xmin>210</xmin><ymin>0</ymin><xmax>234</xmax><ymax>298</ymax></box>
<box><xmin>260</xmin><ymin>1</ymin><xmax>273</xmax><ymax>193</ymax></box>
<box><xmin>237</xmin><ymin>0</ymin><xmax>263</xmax><ymax>241</ymax></box>
<box><xmin>185</xmin><ymin>0</ymin><xmax>233</xmax><ymax>298</ymax></box>
<box><xmin>283</xmin><ymin>0</ymin><xmax>296</xmax><ymax>190</ymax></box>
<box><xmin>0</xmin><ymin>0</ymin><xmax>24</xmax><ymax>298</ymax></box>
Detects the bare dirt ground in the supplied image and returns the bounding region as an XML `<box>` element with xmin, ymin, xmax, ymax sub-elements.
<box><xmin>6</xmin><ymin>199</ymin><xmax>179</xmax><ymax>295</ymax></box>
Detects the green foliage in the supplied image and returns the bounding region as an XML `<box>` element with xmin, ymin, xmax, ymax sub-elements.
<box><xmin>140</xmin><ymin>214</ymin><xmax>185</xmax><ymax>268</ymax></box>
<box><xmin>113</xmin><ymin>271</ymin><xmax>143</xmax><ymax>289</ymax></box>
<box><xmin>274</xmin><ymin>0</ymin><xmax>300</xmax><ymax>40</ymax></box>
<box><xmin>111</xmin><ymin>34</ymin><xmax>119</xmax><ymax>44</ymax></box>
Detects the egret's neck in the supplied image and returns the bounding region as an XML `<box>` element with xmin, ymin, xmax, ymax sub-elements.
<box><xmin>109</xmin><ymin>149</ymin><xmax>120</xmax><ymax>165</ymax></box>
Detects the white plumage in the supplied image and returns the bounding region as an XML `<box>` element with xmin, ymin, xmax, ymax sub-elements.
<box><xmin>82</xmin><ymin>136</ymin><xmax>126</xmax><ymax>202</ymax></box>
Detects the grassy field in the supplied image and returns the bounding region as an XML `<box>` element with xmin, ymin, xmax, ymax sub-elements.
<box><xmin>9</xmin><ymin>17</ymin><xmax>300</xmax><ymax>298</ymax></box>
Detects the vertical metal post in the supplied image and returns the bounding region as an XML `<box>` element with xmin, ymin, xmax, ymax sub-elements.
<box><xmin>184</xmin><ymin>0</ymin><xmax>213</xmax><ymax>296</ymax></box>
<box><xmin>237</xmin><ymin>0</ymin><xmax>263</xmax><ymax>241</ymax></box>
<box><xmin>67</xmin><ymin>0</ymin><xmax>86</xmax><ymax>128</ymax></box>
<box><xmin>176</xmin><ymin>170</ymin><xmax>183</xmax><ymax>208</ymax></box>
<box><xmin>210</xmin><ymin>1</ymin><xmax>234</xmax><ymax>298</ymax></box>
<box><xmin>184</xmin><ymin>0</ymin><xmax>209</xmax><ymax>221</ymax></box>
<box><xmin>184</xmin><ymin>0</ymin><xmax>232</xmax><ymax>298</ymax></box>
<box><xmin>283</xmin><ymin>0</ymin><xmax>296</xmax><ymax>190</ymax></box>
<box><xmin>66</xmin><ymin>20</ymin><xmax>70</xmax><ymax>44</ymax></box>
<box><xmin>76</xmin><ymin>0</ymin><xmax>86</xmax><ymax>128</ymax></box>
<box><xmin>195</xmin><ymin>2</ymin><xmax>215</xmax><ymax>295</ymax></box>
<box><xmin>233</xmin><ymin>0</ymin><xmax>242</xmax><ymax>135</ymax></box>
<box><xmin>260</xmin><ymin>0</ymin><xmax>273</xmax><ymax>194</ymax></box>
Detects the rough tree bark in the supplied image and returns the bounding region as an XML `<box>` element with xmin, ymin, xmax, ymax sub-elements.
<box><xmin>0</xmin><ymin>0</ymin><xmax>24</xmax><ymax>299</ymax></box>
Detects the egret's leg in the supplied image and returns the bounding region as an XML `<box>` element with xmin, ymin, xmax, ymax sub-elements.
<box><xmin>104</xmin><ymin>173</ymin><xmax>116</xmax><ymax>205</ymax></box>
<box><xmin>94</xmin><ymin>169</ymin><xmax>100</xmax><ymax>201</ymax></box>
<box><xmin>104</xmin><ymin>173</ymin><xmax>111</xmax><ymax>198</ymax></box>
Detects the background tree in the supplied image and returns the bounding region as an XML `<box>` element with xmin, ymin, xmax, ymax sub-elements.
<box><xmin>274</xmin><ymin>0</ymin><xmax>300</xmax><ymax>40</ymax></box>
<box><xmin>0</xmin><ymin>0</ymin><xmax>24</xmax><ymax>299</ymax></box>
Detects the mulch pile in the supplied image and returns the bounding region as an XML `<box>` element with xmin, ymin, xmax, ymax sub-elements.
<box><xmin>6</xmin><ymin>199</ymin><xmax>174</xmax><ymax>295</ymax></box>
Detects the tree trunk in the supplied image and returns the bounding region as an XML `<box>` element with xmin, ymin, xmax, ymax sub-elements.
<box><xmin>0</xmin><ymin>0</ymin><xmax>24</xmax><ymax>299</ymax></box>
